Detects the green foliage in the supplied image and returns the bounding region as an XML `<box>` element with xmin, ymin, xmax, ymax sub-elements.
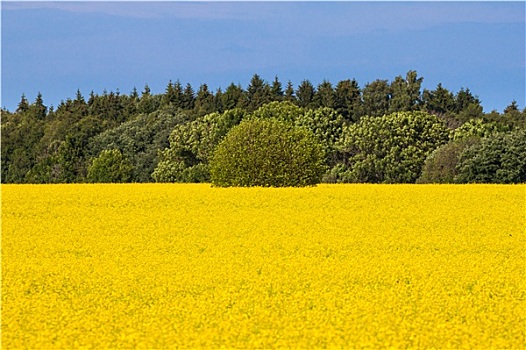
<box><xmin>362</xmin><ymin>79</ymin><xmax>390</xmax><ymax>117</ymax></box>
<box><xmin>455</xmin><ymin>129</ymin><xmax>526</xmax><ymax>184</ymax></box>
<box><xmin>422</xmin><ymin>83</ymin><xmax>455</xmax><ymax>116</ymax></box>
<box><xmin>314</xmin><ymin>80</ymin><xmax>335</xmax><ymax>109</ymax></box>
<box><xmin>335</xmin><ymin>111</ymin><xmax>450</xmax><ymax>183</ymax></box>
<box><xmin>295</xmin><ymin>107</ymin><xmax>346</xmax><ymax>166</ymax></box>
<box><xmin>251</xmin><ymin>101</ymin><xmax>304</xmax><ymax>124</ymax></box>
<box><xmin>89</xmin><ymin>110</ymin><xmax>184</xmax><ymax>182</ymax></box>
<box><xmin>296</xmin><ymin>80</ymin><xmax>316</xmax><ymax>109</ymax></box>
<box><xmin>334</xmin><ymin>79</ymin><xmax>362</xmax><ymax>122</ymax></box>
<box><xmin>2</xmin><ymin>72</ymin><xmax>524</xmax><ymax>184</ymax></box>
<box><xmin>194</xmin><ymin>84</ymin><xmax>216</xmax><ymax>117</ymax></box>
<box><xmin>388</xmin><ymin>70</ymin><xmax>423</xmax><ymax>113</ymax></box>
<box><xmin>1</xmin><ymin>110</ymin><xmax>44</xmax><ymax>183</ymax></box>
<box><xmin>417</xmin><ymin>138</ymin><xmax>480</xmax><ymax>184</ymax></box>
<box><xmin>452</xmin><ymin>118</ymin><xmax>500</xmax><ymax>141</ymax></box>
<box><xmin>210</xmin><ymin>118</ymin><xmax>326</xmax><ymax>187</ymax></box>
<box><xmin>152</xmin><ymin>109</ymin><xmax>246</xmax><ymax>182</ymax></box>
<box><xmin>87</xmin><ymin>149</ymin><xmax>133</xmax><ymax>183</ymax></box>
<box><xmin>246</xmin><ymin>74</ymin><xmax>272</xmax><ymax>112</ymax></box>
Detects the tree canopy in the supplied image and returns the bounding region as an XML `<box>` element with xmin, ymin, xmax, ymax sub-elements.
<box><xmin>2</xmin><ymin>71</ymin><xmax>524</xmax><ymax>184</ymax></box>
<box><xmin>210</xmin><ymin>118</ymin><xmax>326</xmax><ymax>187</ymax></box>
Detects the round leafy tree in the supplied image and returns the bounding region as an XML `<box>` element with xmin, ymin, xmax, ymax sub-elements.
<box><xmin>87</xmin><ymin>149</ymin><xmax>133</xmax><ymax>183</ymax></box>
<box><xmin>455</xmin><ymin>128</ymin><xmax>526</xmax><ymax>183</ymax></box>
<box><xmin>335</xmin><ymin>111</ymin><xmax>450</xmax><ymax>183</ymax></box>
<box><xmin>210</xmin><ymin>118</ymin><xmax>326</xmax><ymax>187</ymax></box>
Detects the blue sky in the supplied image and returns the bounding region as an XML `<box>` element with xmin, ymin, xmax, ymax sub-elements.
<box><xmin>2</xmin><ymin>1</ymin><xmax>525</xmax><ymax>113</ymax></box>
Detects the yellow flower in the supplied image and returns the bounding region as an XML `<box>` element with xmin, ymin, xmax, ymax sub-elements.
<box><xmin>2</xmin><ymin>184</ymin><xmax>524</xmax><ymax>348</ymax></box>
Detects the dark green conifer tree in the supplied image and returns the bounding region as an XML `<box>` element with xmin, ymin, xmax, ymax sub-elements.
<box><xmin>334</xmin><ymin>79</ymin><xmax>362</xmax><ymax>122</ymax></box>
<box><xmin>271</xmin><ymin>76</ymin><xmax>284</xmax><ymax>101</ymax></box>
<box><xmin>183</xmin><ymin>83</ymin><xmax>195</xmax><ymax>110</ymax></box>
<box><xmin>246</xmin><ymin>74</ymin><xmax>271</xmax><ymax>111</ymax></box>
<box><xmin>284</xmin><ymin>81</ymin><xmax>296</xmax><ymax>102</ymax></box>
<box><xmin>296</xmin><ymin>80</ymin><xmax>316</xmax><ymax>109</ymax></box>
<box><xmin>314</xmin><ymin>80</ymin><xmax>335</xmax><ymax>109</ymax></box>
<box><xmin>16</xmin><ymin>94</ymin><xmax>30</xmax><ymax>113</ymax></box>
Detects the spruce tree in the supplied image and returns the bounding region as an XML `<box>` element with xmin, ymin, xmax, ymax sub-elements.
<box><xmin>314</xmin><ymin>80</ymin><xmax>335</xmax><ymax>109</ymax></box>
<box><xmin>296</xmin><ymin>80</ymin><xmax>315</xmax><ymax>108</ymax></box>
<box><xmin>271</xmin><ymin>76</ymin><xmax>284</xmax><ymax>101</ymax></box>
<box><xmin>183</xmin><ymin>83</ymin><xmax>195</xmax><ymax>110</ymax></box>
<box><xmin>16</xmin><ymin>94</ymin><xmax>29</xmax><ymax>113</ymax></box>
<box><xmin>246</xmin><ymin>74</ymin><xmax>271</xmax><ymax>111</ymax></box>
<box><xmin>334</xmin><ymin>79</ymin><xmax>362</xmax><ymax>122</ymax></box>
<box><xmin>284</xmin><ymin>81</ymin><xmax>296</xmax><ymax>102</ymax></box>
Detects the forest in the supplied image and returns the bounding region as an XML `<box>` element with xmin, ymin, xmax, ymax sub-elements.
<box><xmin>2</xmin><ymin>71</ymin><xmax>525</xmax><ymax>184</ymax></box>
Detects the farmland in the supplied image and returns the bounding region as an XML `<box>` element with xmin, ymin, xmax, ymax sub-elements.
<box><xmin>2</xmin><ymin>184</ymin><xmax>525</xmax><ymax>348</ymax></box>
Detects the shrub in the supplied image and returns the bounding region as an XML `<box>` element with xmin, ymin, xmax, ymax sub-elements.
<box><xmin>210</xmin><ymin>118</ymin><xmax>325</xmax><ymax>187</ymax></box>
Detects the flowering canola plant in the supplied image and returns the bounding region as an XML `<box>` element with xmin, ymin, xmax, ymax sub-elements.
<box><xmin>2</xmin><ymin>184</ymin><xmax>525</xmax><ymax>348</ymax></box>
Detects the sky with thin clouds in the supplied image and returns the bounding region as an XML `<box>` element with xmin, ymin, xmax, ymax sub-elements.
<box><xmin>2</xmin><ymin>1</ymin><xmax>525</xmax><ymax>112</ymax></box>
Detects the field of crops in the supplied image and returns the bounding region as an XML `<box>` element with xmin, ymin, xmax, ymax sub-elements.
<box><xmin>2</xmin><ymin>184</ymin><xmax>525</xmax><ymax>348</ymax></box>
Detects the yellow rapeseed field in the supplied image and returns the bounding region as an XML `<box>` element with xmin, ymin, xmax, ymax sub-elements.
<box><xmin>2</xmin><ymin>184</ymin><xmax>525</xmax><ymax>349</ymax></box>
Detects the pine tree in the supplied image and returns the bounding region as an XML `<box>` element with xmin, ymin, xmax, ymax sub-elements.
<box><xmin>296</xmin><ymin>80</ymin><xmax>316</xmax><ymax>109</ymax></box>
<box><xmin>183</xmin><ymin>83</ymin><xmax>195</xmax><ymax>110</ymax></box>
<box><xmin>163</xmin><ymin>80</ymin><xmax>176</xmax><ymax>105</ymax></box>
<box><xmin>284</xmin><ymin>81</ymin><xmax>296</xmax><ymax>102</ymax></box>
<box><xmin>223</xmin><ymin>83</ymin><xmax>245</xmax><ymax>110</ymax></box>
<box><xmin>334</xmin><ymin>79</ymin><xmax>362</xmax><ymax>122</ymax></box>
<box><xmin>214</xmin><ymin>88</ymin><xmax>224</xmax><ymax>113</ymax></box>
<box><xmin>30</xmin><ymin>92</ymin><xmax>47</xmax><ymax>119</ymax></box>
<box><xmin>271</xmin><ymin>76</ymin><xmax>284</xmax><ymax>101</ymax></box>
<box><xmin>422</xmin><ymin>83</ymin><xmax>455</xmax><ymax>115</ymax></box>
<box><xmin>194</xmin><ymin>84</ymin><xmax>215</xmax><ymax>117</ymax></box>
<box><xmin>16</xmin><ymin>93</ymin><xmax>29</xmax><ymax>113</ymax></box>
<box><xmin>314</xmin><ymin>80</ymin><xmax>335</xmax><ymax>108</ymax></box>
<box><xmin>246</xmin><ymin>74</ymin><xmax>271</xmax><ymax>111</ymax></box>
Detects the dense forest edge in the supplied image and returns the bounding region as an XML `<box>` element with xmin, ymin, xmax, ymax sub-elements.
<box><xmin>2</xmin><ymin>71</ymin><xmax>525</xmax><ymax>185</ymax></box>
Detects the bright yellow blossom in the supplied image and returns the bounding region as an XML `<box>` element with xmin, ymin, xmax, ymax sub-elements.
<box><xmin>2</xmin><ymin>184</ymin><xmax>524</xmax><ymax>348</ymax></box>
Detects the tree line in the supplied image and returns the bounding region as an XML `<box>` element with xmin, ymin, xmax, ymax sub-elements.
<box><xmin>2</xmin><ymin>71</ymin><xmax>525</xmax><ymax>185</ymax></box>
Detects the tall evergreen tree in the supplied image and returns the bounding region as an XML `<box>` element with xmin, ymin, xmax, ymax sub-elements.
<box><xmin>138</xmin><ymin>84</ymin><xmax>156</xmax><ymax>114</ymax></box>
<box><xmin>183</xmin><ymin>83</ymin><xmax>195</xmax><ymax>110</ymax></box>
<box><xmin>72</xmin><ymin>89</ymin><xmax>88</xmax><ymax>116</ymax></box>
<box><xmin>284</xmin><ymin>81</ymin><xmax>296</xmax><ymax>102</ymax></box>
<box><xmin>296</xmin><ymin>80</ymin><xmax>316</xmax><ymax>108</ymax></box>
<box><xmin>314</xmin><ymin>80</ymin><xmax>335</xmax><ymax>109</ymax></box>
<box><xmin>30</xmin><ymin>92</ymin><xmax>47</xmax><ymax>119</ymax></box>
<box><xmin>16</xmin><ymin>94</ymin><xmax>30</xmax><ymax>113</ymax></box>
<box><xmin>246</xmin><ymin>74</ymin><xmax>271</xmax><ymax>111</ymax></box>
<box><xmin>271</xmin><ymin>76</ymin><xmax>284</xmax><ymax>101</ymax></box>
<box><xmin>389</xmin><ymin>76</ymin><xmax>407</xmax><ymax>113</ymax></box>
<box><xmin>334</xmin><ymin>79</ymin><xmax>362</xmax><ymax>122</ymax></box>
<box><xmin>194</xmin><ymin>84</ymin><xmax>215</xmax><ymax>117</ymax></box>
<box><xmin>163</xmin><ymin>80</ymin><xmax>184</xmax><ymax>108</ymax></box>
<box><xmin>422</xmin><ymin>83</ymin><xmax>455</xmax><ymax>116</ymax></box>
<box><xmin>454</xmin><ymin>88</ymin><xmax>481</xmax><ymax>113</ymax></box>
<box><xmin>222</xmin><ymin>83</ymin><xmax>246</xmax><ymax>110</ymax></box>
<box><xmin>214</xmin><ymin>88</ymin><xmax>224</xmax><ymax>113</ymax></box>
<box><xmin>130</xmin><ymin>87</ymin><xmax>139</xmax><ymax>101</ymax></box>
